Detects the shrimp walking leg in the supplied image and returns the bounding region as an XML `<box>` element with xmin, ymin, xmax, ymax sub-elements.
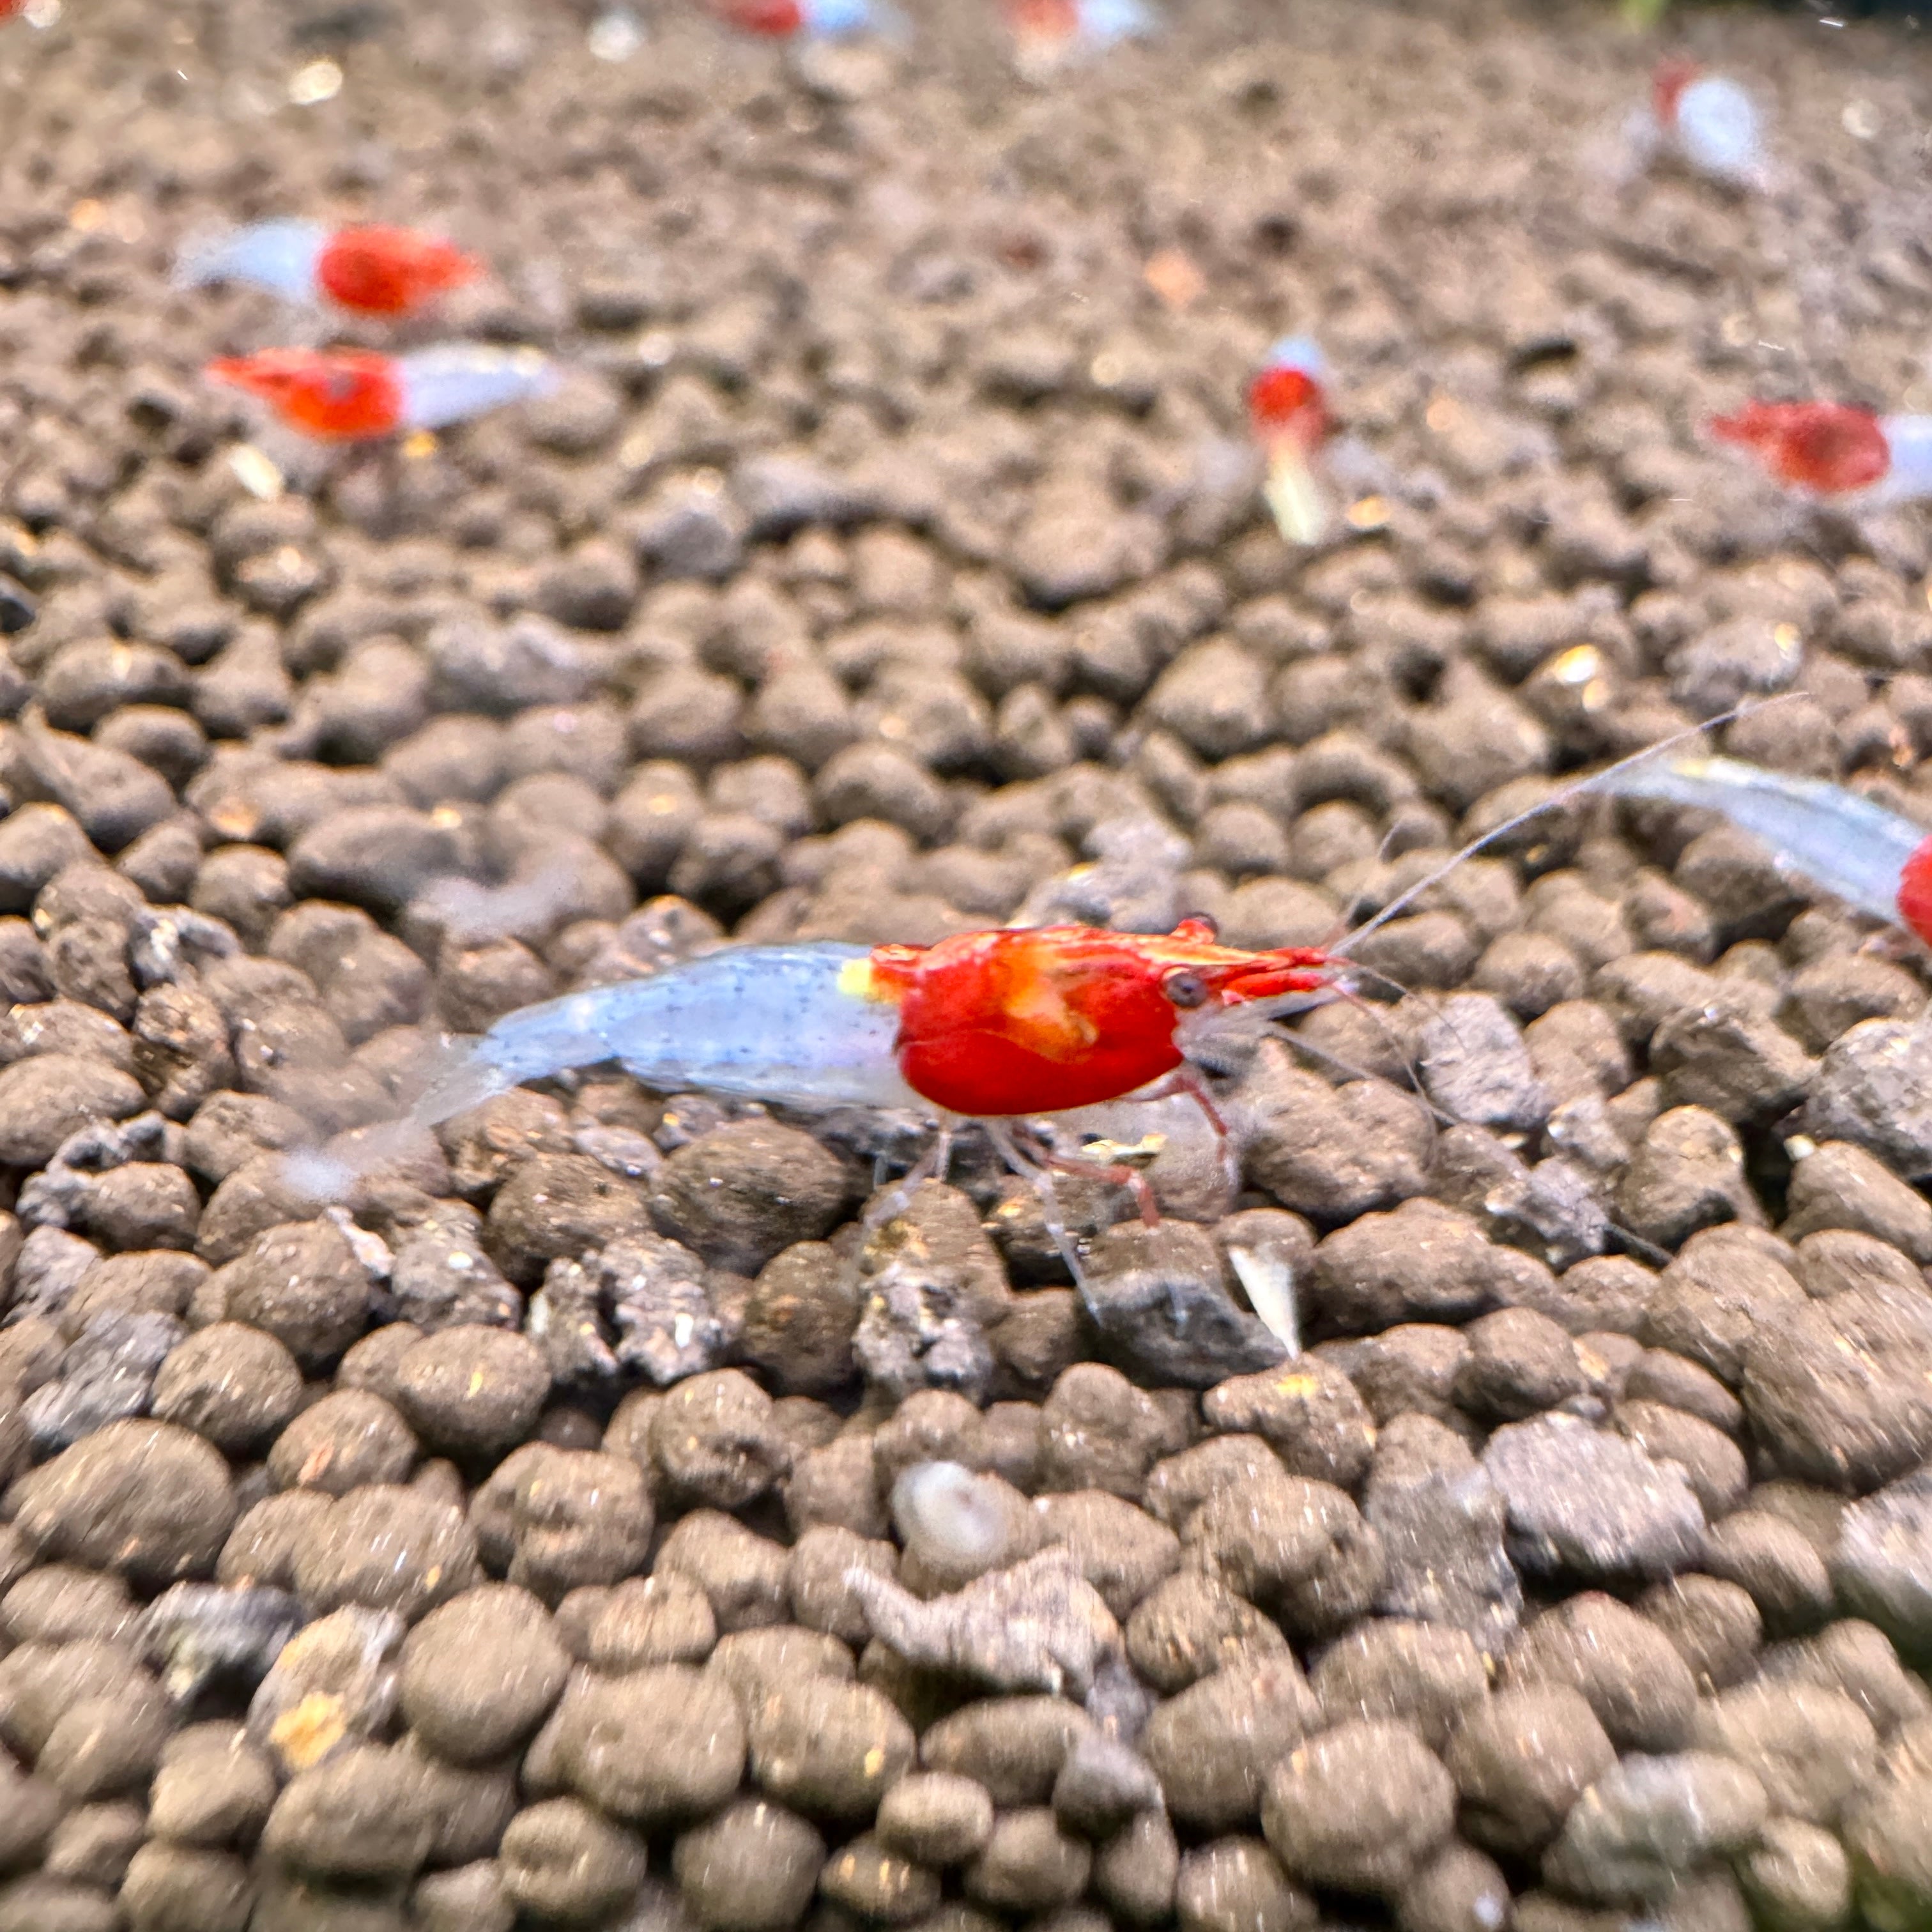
<box><xmin>984</xmin><ymin>1122</ymin><xmax>1088</xmax><ymax>1285</ymax></box>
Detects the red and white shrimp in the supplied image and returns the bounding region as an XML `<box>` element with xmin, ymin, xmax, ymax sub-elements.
<box><xmin>1629</xmin><ymin>57</ymin><xmax>1768</xmax><ymax>190</ymax></box>
<box><xmin>710</xmin><ymin>0</ymin><xmax>901</xmax><ymax>39</ymax></box>
<box><xmin>1006</xmin><ymin>0</ymin><xmax>1156</xmax><ymax>75</ymax></box>
<box><xmin>1248</xmin><ymin>335</ymin><xmax>1334</xmax><ymax>546</ymax></box>
<box><xmin>1710</xmin><ymin>401</ymin><xmax>1932</xmax><ymax>510</ymax></box>
<box><xmin>176</xmin><ymin>222</ymin><xmax>479</xmax><ymax>319</ymax></box>
<box><xmin>204</xmin><ymin>344</ymin><xmax>558</xmax><ymax>443</ymax></box>
<box><xmin>1591</xmin><ymin>754</ymin><xmax>1932</xmax><ymax>946</ymax></box>
<box><xmin>390</xmin><ymin>919</ymin><xmax>1326</xmax><ymax>1230</ymax></box>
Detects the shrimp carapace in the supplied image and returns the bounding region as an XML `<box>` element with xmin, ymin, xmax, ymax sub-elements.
<box><xmin>205</xmin><ymin>343</ymin><xmax>559</xmax><ymax>443</ymax></box>
<box><xmin>176</xmin><ymin>221</ymin><xmax>479</xmax><ymax>317</ymax></box>
<box><xmin>204</xmin><ymin>348</ymin><xmax>404</xmax><ymax>441</ymax></box>
<box><xmin>1248</xmin><ymin>334</ymin><xmax>1333</xmax><ymax>546</ymax></box>
<box><xmin>1593</xmin><ymin>754</ymin><xmax>1932</xmax><ymax>947</ymax></box>
<box><xmin>856</xmin><ymin>919</ymin><xmax>1330</xmax><ymax>1118</ymax></box>
<box><xmin>1710</xmin><ymin>401</ymin><xmax>1891</xmax><ymax>496</ymax></box>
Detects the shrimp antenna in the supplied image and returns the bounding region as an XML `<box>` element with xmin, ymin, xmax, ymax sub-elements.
<box><xmin>1328</xmin><ymin>697</ymin><xmax>1798</xmax><ymax>961</ymax></box>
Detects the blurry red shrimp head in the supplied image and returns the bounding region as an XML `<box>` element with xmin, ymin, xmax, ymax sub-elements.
<box><xmin>1709</xmin><ymin>401</ymin><xmax>1890</xmax><ymax>496</ymax></box>
<box><xmin>1249</xmin><ymin>334</ymin><xmax>1332</xmax><ymax>544</ymax></box>
<box><xmin>1650</xmin><ymin>56</ymin><xmax>1699</xmax><ymax>131</ymax></box>
<box><xmin>204</xmin><ymin>348</ymin><xmax>404</xmax><ymax>442</ymax></box>
<box><xmin>314</xmin><ymin>226</ymin><xmax>479</xmax><ymax>316</ymax></box>
<box><xmin>853</xmin><ymin>917</ymin><xmax>1330</xmax><ymax>1117</ymax></box>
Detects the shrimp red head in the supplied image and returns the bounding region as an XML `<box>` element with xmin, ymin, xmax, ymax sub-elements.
<box><xmin>1248</xmin><ymin>335</ymin><xmax>1331</xmax><ymax>454</ymax></box>
<box><xmin>856</xmin><ymin>917</ymin><xmax>1330</xmax><ymax>1118</ymax></box>
<box><xmin>1651</xmin><ymin>56</ymin><xmax>1700</xmax><ymax>130</ymax></box>
<box><xmin>1709</xmin><ymin>401</ymin><xmax>1890</xmax><ymax>496</ymax></box>
<box><xmin>204</xmin><ymin>348</ymin><xmax>404</xmax><ymax>442</ymax></box>
<box><xmin>315</xmin><ymin>226</ymin><xmax>479</xmax><ymax>317</ymax></box>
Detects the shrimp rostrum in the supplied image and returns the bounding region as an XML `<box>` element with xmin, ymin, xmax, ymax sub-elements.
<box><xmin>395</xmin><ymin>919</ymin><xmax>1330</xmax><ymax>1245</ymax></box>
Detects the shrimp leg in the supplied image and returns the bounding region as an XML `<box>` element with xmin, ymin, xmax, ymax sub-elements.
<box><xmin>1590</xmin><ymin>754</ymin><xmax>1932</xmax><ymax>943</ymax></box>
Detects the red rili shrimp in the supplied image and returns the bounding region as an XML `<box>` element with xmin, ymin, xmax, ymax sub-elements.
<box><xmin>1710</xmin><ymin>402</ymin><xmax>1932</xmax><ymax>507</ymax></box>
<box><xmin>204</xmin><ymin>344</ymin><xmax>558</xmax><ymax>443</ymax></box>
<box><xmin>391</xmin><ymin>920</ymin><xmax>1328</xmax><ymax>1233</ymax></box>
<box><xmin>1248</xmin><ymin>335</ymin><xmax>1333</xmax><ymax>546</ymax></box>
<box><xmin>711</xmin><ymin>0</ymin><xmax>896</xmax><ymax>38</ymax></box>
<box><xmin>176</xmin><ymin>222</ymin><xmax>479</xmax><ymax>318</ymax></box>
<box><xmin>1006</xmin><ymin>0</ymin><xmax>1156</xmax><ymax>70</ymax></box>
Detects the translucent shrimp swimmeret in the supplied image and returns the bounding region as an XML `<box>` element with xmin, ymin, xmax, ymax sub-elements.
<box><xmin>1592</xmin><ymin>754</ymin><xmax>1932</xmax><ymax>944</ymax></box>
<box><xmin>176</xmin><ymin>222</ymin><xmax>479</xmax><ymax>317</ymax></box>
<box><xmin>204</xmin><ymin>344</ymin><xmax>560</xmax><ymax>443</ymax></box>
<box><xmin>1711</xmin><ymin>402</ymin><xmax>1932</xmax><ymax>509</ymax></box>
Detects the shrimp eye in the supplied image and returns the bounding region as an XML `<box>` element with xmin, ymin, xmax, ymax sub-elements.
<box><xmin>1164</xmin><ymin>969</ymin><xmax>1209</xmax><ymax>1009</ymax></box>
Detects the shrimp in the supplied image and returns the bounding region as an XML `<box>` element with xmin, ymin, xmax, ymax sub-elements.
<box><xmin>204</xmin><ymin>344</ymin><xmax>558</xmax><ymax>443</ymax></box>
<box><xmin>402</xmin><ymin>921</ymin><xmax>1322</xmax><ymax>1133</ymax></box>
<box><xmin>1006</xmin><ymin>0</ymin><xmax>1157</xmax><ymax>77</ymax></box>
<box><xmin>1635</xmin><ymin>58</ymin><xmax>1768</xmax><ymax>190</ymax></box>
<box><xmin>1710</xmin><ymin>401</ymin><xmax>1932</xmax><ymax>509</ymax></box>
<box><xmin>1248</xmin><ymin>335</ymin><xmax>1334</xmax><ymax>546</ymax></box>
<box><xmin>710</xmin><ymin>0</ymin><xmax>900</xmax><ymax>39</ymax></box>
<box><xmin>176</xmin><ymin>222</ymin><xmax>479</xmax><ymax>318</ymax></box>
<box><xmin>1591</xmin><ymin>754</ymin><xmax>1932</xmax><ymax>946</ymax></box>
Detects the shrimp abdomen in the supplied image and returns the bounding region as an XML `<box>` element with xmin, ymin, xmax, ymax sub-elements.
<box><xmin>413</xmin><ymin>942</ymin><xmax>922</xmax><ymax>1128</ymax></box>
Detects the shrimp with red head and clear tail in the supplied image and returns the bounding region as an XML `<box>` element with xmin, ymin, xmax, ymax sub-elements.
<box><xmin>176</xmin><ymin>222</ymin><xmax>480</xmax><ymax>319</ymax></box>
<box><xmin>1621</xmin><ymin>57</ymin><xmax>1768</xmax><ymax>191</ymax></box>
<box><xmin>204</xmin><ymin>344</ymin><xmax>560</xmax><ymax>443</ymax></box>
<box><xmin>1006</xmin><ymin>0</ymin><xmax>1157</xmax><ymax>77</ymax></box>
<box><xmin>1710</xmin><ymin>402</ymin><xmax>1932</xmax><ymax>511</ymax></box>
<box><xmin>1248</xmin><ymin>335</ymin><xmax>1335</xmax><ymax>546</ymax></box>
<box><xmin>1591</xmin><ymin>754</ymin><xmax>1932</xmax><ymax>947</ymax></box>
<box><xmin>711</xmin><ymin>0</ymin><xmax>905</xmax><ymax>41</ymax></box>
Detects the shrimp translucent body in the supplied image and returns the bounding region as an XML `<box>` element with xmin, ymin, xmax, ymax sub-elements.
<box><xmin>1592</xmin><ymin>755</ymin><xmax>1932</xmax><ymax>939</ymax></box>
<box><xmin>1869</xmin><ymin>417</ymin><xmax>1932</xmax><ymax>507</ymax></box>
<box><xmin>397</xmin><ymin>346</ymin><xmax>560</xmax><ymax>432</ymax></box>
<box><xmin>1673</xmin><ymin>75</ymin><xmax>1763</xmax><ymax>187</ymax></box>
<box><xmin>408</xmin><ymin>940</ymin><xmax>924</xmax><ymax>1130</ymax></box>
<box><xmin>176</xmin><ymin>220</ymin><xmax>328</xmax><ymax>302</ymax></box>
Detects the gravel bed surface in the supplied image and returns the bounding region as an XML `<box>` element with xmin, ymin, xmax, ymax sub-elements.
<box><xmin>3</xmin><ymin>1</ymin><xmax>1932</xmax><ymax>1929</ymax></box>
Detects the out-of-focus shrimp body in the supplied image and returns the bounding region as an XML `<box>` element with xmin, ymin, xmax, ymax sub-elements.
<box><xmin>204</xmin><ymin>344</ymin><xmax>557</xmax><ymax>443</ymax></box>
<box><xmin>178</xmin><ymin>222</ymin><xmax>477</xmax><ymax>316</ymax></box>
